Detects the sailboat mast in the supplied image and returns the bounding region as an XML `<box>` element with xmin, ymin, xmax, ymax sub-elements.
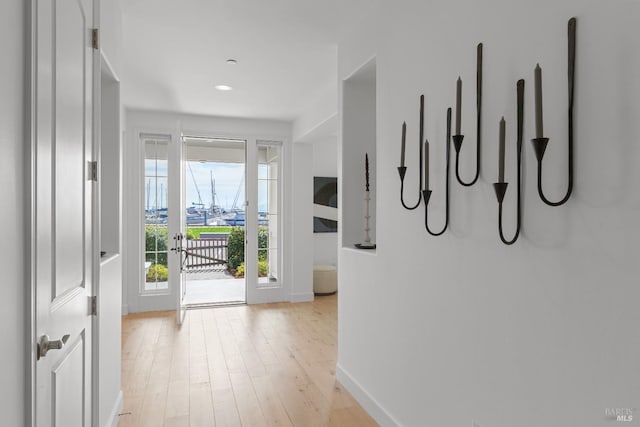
<box><xmin>210</xmin><ymin>170</ymin><xmax>216</xmax><ymax>210</ymax></box>
<box><xmin>188</xmin><ymin>162</ymin><xmax>203</xmax><ymax>207</ymax></box>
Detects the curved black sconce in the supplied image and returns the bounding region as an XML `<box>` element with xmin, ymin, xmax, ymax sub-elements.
<box><xmin>398</xmin><ymin>95</ymin><xmax>425</xmax><ymax>210</ymax></box>
<box><xmin>423</xmin><ymin>108</ymin><xmax>452</xmax><ymax>236</ymax></box>
<box><xmin>531</xmin><ymin>17</ymin><xmax>576</xmax><ymax>206</ymax></box>
<box><xmin>493</xmin><ymin>79</ymin><xmax>524</xmax><ymax>245</ymax></box>
<box><xmin>453</xmin><ymin>43</ymin><xmax>483</xmax><ymax>187</ymax></box>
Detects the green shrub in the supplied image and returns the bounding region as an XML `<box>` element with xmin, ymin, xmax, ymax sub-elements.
<box><xmin>258</xmin><ymin>227</ymin><xmax>269</xmax><ymax>261</ymax></box>
<box><xmin>234</xmin><ymin>262</ymin><xmax>245</xmax><ymax>278</ymax></box>
<box><xmin>258</xmin><ymin>259</ymin><xmax>268</xmax><ymax>277</ymax></box>
<box><xmin>145</xmin><ymin>225</ymin><xmax>168</xmax><ymax>266</ymax></box>
<box><xmin>227</xmin><ymin>226</ymin><xmax>270</xmax><ymax>271</ymax></box>
<box><xmin>146</xmin><ymin>264</ymin><xmax>168</xmax><ymax>282</ymax></box>
<box><xmin>234</xmin><ymin>260</ymin><xmax>269</xmax><ymax>278</ymax></box>
<box><xmin>227</xmin><ymin>227</ymin><xmax>245</xmax><ymax>270</ymax></box>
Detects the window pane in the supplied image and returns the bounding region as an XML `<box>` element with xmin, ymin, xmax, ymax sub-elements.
<box><xmin>258</xmin><ymin>180</ymin><xmax>268</xmax><ymax>213</ymax></box>
<box><xmin>257</xmin><ymin>142</ymin><xmax>281</xmax><ymax>287</ymax></box>
<box><xmin>155</xmin><ymin>159</ymin><xmax>168</xmax><ymax>177</ymax></box>
<box><xmin>143</xmin><ymin>138</ymin><xmax>170</xmax><ymax>291</ymax></box>
<box><xmin>258</xmin><ymin>163</ymin><xmax>269</xmax><ymax>180</ymax></box>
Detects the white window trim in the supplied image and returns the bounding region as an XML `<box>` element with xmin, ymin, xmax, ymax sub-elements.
<box><xmin>257</xmin><ymin>140</ymin><xmax>284</xmax><ymax>289</ymax></box>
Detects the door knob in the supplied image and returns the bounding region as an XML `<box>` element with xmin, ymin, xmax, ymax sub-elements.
<box><xmin>37</xmin><ymin>334</ymin><xmax>70</xmax><ymax>360</ymax></box>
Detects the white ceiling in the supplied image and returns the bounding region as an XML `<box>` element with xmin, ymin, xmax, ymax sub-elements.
<box><xmin>121</xmin><ymin>0</ymin><xmax>374</xmax><ymax>122</ymax></box>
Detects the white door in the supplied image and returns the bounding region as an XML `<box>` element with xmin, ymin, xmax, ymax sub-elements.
<box><xmin>33</xmin><ymin>0</ymin><xmax>96</xmax><ymax>426</ymax></box>
<box><xmin>171</xmin><ymin>126</ymin><xmax>187</xmax><ymax>324</ymax></box>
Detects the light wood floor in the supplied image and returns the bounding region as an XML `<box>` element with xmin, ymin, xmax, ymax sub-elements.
<box><xmin>119</xmin><ymin>295</ymin><xmax>377</xmax><ymax>426</ymax></box>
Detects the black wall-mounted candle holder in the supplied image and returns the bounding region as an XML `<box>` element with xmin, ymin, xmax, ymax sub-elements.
<box><xmin>453</xmin><ymin>43</ymin><xmax>483</xmax><ymax>187</ymax></box>
<box><xmin>398</xmin><ymin>95</ymin><xmax>425</xmax><ymax>210</ymax></box>
<box><xmin>423</xmin><ymin>108</ymin><xmax>452</xmax><ymax>236</ymax></box>
<box><xmin>494</xmin><ymin>79</ymin><xmax>525</xmax><ymax>245</ymax></box>
<box><xmin>531</xmin><ymin>17</ymin><xmax>576</xmax><ymax>207</ymax></box>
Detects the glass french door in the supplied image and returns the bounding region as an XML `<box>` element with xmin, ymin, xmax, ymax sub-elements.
<box><xmin>175</xmin><ymin>125</ymin><xmax>187</xmax><ymax>324</ymax></box>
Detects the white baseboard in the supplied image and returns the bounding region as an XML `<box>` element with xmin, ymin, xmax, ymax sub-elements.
<box><xmin>290</xmin><ymin>292</ymin><xmax>314</xmax><ymax>303</ymax></box>
<box><xmin>107</xmin><ymin>390</ymin><xmax>123</xmax><ymax>427</ymax></box>
<box><xmin>336</xmin><ymin>364</ymin><xmax>400</xmax><ymax>427</ymax></box>
<box><xmin>121</xmin><ymin>304</ymin><xmax>129</xmax><ymax>315</ymax></box>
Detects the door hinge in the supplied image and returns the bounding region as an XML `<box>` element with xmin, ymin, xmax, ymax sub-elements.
<box><xmin>90</xmin><ymin>296</ymin><xmax>97</xmax><ymax>316</ymax></box>
<box><xmin>92</xmin><ymin>28</ymin><xmax>99</xmax><ymax>50</ymax></box>
<box><xmin>88</xmin><ymin>161</ymin><xmax>98</xmax><ymax>181</ymax></box>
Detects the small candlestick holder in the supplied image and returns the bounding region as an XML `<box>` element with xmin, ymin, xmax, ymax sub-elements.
<box><xmin>494</xmin><ymin>79</ymin><xmax>524</xmax><ymax>245</ymax></box>
<box><xmin>423</xmin><ymin>107</ymin><xmax>452</xmax><ymax>236</ymax></box>
<box><xmin>453</xmin><ymin>43</ymin><xmax>483</xmax><ymax>187</ymax></box>
<box><xmin>531</xmin><ymin>17</ymin><xmax>576</xmax><ymax>207</ymax></box>
<box><xmin>398</xmin><ymin>95</ymin><xmax>425</xmax><ymax>210</ymax></box>
<box><xmin>355</xmin><ymin>189</ymin><xmax>376</xmax><ymax>249</ymax></box>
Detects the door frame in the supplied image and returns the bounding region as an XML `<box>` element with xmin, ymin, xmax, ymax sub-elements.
<box><xmin>179</xmin><ymin>132</ymin><xmax>287</xmax><ymax>305</ymax></box>
<box><xmin>26</xmin><ymin>0</ymin><xmax>102</xmax><ymax>424</ymax></box>
<box><xmin>94</xmin><ymin>48</ymin><xmax>121</xmax><ymax>427</ymax></box>
<box><xmin>27</xmin><ymin>1</ymin><xmax>36</xmax><ymax>424</ymax></box>
<box><xmin>180</xmin><ymin>135</ymin><xmax>248</xmax><ymax>307</ymax></box>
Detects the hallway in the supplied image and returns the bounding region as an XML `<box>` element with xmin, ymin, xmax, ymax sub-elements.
<box><xmin>119</xmin><ymin>295</ymin><xmax>376</xmax><ymax>426</ymax></box>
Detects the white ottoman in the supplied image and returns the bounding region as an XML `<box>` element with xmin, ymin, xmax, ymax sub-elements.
<box><xmin>313</xmin><ymin>264</ymin><xmax>337</xmax><ymax>295</ymax></box>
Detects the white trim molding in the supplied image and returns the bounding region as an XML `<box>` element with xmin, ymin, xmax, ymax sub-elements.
<box><xmin>336</xmin><ymin>363</ymin><xmax>401</xmax><ymax>427</ymax></box>
<box><xmin>290</xmin><ymin>292</ymin><xmax>314</xmax><ymax>303</ymax></box>
<box><xmin>107</xmin><ymin>390</ymin><xmax>123</xmax><ymax>427</ymax></box>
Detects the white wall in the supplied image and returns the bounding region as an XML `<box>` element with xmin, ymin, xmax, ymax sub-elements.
<box><xmin>291</xmin><ymin>143</ymin><xmax>314</xmax><ymax>301</ymax></box>
<box><xmin>291</xmin><ymin>75</ymin><xmax>340</xmax><ymax>271</ymax></box>
<box><xmin>311</xmin><ymin>136</ymin><xmax>339</xmax><ymax>267</ymax></box>
<box><xmin>292</xmin><ymin>81</ymin><xmax>338</xmax><ymax>142</ymax></box>
<box><xmin>123</xmin><ymin>109</ymin><xmax>309</xmax><ymax>311</ymax></box>
<box><xmin>100</xmin><ymin>0</ymin><xmax>123</xmax><ymax>78</ymax></box>
<box><xmin>337</xmin><ymin>1</ymin><xmax>640</xmax><ymax>427</ymax></box>
<box><xmin>0</xmin><ymin>2</ymin><xmax>25</xmax><ymax>426</ymax></box>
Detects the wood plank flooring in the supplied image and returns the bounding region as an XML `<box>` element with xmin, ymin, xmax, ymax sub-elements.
<box><xmin>119</xmin><ymin>295</ymin><xmax>377</xmax><ymax>427</ymax></box>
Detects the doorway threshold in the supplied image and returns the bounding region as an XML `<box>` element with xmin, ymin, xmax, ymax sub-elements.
<box><xmin>186</xmin><ymin>301</ymin><xmax>246</xmax><ymax>310</ymax></box>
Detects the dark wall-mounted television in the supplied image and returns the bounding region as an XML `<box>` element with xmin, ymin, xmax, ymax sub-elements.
<box><xmin>313</xmin><ymin>176</ymin><xmax>338</xmax><ymax>233</ymax></box>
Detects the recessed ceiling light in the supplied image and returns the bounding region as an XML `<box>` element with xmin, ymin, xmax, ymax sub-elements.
<box><xmin>226</xmin><ymin>59</ymin><xmax>238</xmax><ymax>65</ymax></box>
<box><xmin>214</xmin><ymin>85</ymin><xmax>233</xmax><ymax>91</ymax></box>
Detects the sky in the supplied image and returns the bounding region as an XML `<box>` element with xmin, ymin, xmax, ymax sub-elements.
<box><xmin>186</xmin><ymin>161</ymin><xmax>245</xmax><ymax>210</ymax></box>
<box><xmin>144</xmin><ymin>160</ymin><xmax>269</xmax><ymax>212</ymax></box>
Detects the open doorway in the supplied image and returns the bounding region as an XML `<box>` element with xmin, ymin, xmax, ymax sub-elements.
<box><xmin>182</xmin><ymin>137</ymin><xmax>247</xmax><ymax>306</ymax></box>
